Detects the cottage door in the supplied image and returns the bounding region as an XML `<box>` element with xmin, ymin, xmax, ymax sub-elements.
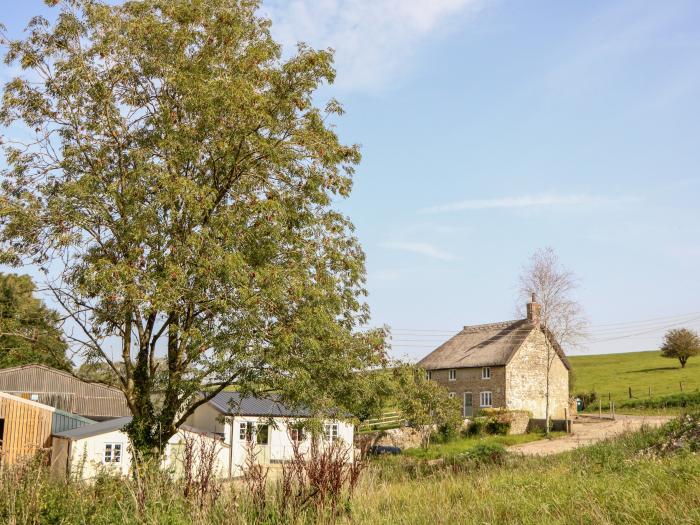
<box><xmin>463</xmin><ymin>392</ymin><xmax>473</xmax><ymax>418</ymax></box>
<box><xmin>254</xmin><ymin>424</ymin><xmax>271</xmax><ymax>464</ymax></box>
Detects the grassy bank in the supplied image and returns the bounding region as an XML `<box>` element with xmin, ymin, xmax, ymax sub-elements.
<box><xmin>347</xmin><ymin>421</ymin><xmax>700</xmax><ymax>524</ymax></box>
<box><xmin>3</xmin><ymin>418</ymin><xmax>700</xmax><ymax>524</ymax></box>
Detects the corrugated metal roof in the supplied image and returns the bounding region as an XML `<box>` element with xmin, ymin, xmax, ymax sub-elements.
<box><xmin>51</xmin><ymin>410</ymin><xmax>95</xmax><ymax>434</ymax></box>
<box><xmin>54</xmin><ymin>417</ymin><xmax>222</xmax><ymax>441</ymax></box>
<box><xmin>208</xmin><ymin>392</ymin><xmax>312</xmax><ymax>417</ymax></box>
<box><xmin>53</xmin><ymin>416</ymin><xmax>133</xmax><ymax>440</ymax></box>
<box><xmin>0</xmin><ymin>364</ymin><xmax>130</xmax><ymax>418</ymax></box>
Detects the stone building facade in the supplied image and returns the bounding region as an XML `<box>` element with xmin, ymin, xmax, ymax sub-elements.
<box><xmin>417</xmin><ymin>297</ymin><xmax>570</xmax><ymax>423</ymax></box>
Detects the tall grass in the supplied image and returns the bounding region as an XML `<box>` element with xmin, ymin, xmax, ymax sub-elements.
<box><xmin>344</xmin><ymin>424</ymin><xmax>700</xmax><ymax>524</ymax></box>
<box><xmin>3</xmin><ymin>419</ymin><xmax>700</xmax><ymax>524</ymax></box>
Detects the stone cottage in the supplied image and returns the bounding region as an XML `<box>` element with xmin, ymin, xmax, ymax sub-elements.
<box><xmin>416</xmin><ymin>296</ymin><xmax>570</xmax><ymax>426</ymax></box>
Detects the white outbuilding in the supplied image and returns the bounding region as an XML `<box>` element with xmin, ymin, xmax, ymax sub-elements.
<box><xmin>51</xmin><ymin>416</ymin><xmax>229</xmax><ymax>480</ymax></box>
<box><xmin>185</xmin><ymin>392</ymin><xmax>355</xmax><ymax>477</ymax></box>
<box><xmin>51</xmin><ymin>392</ymin><xmax>355</xmax><ymax>479</ymax></box>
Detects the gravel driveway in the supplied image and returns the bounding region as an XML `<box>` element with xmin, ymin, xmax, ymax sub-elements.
<box><xmin>508</xmin><ymin>414</ymin><xmax>673</xmax><ymax>456</ymax></box>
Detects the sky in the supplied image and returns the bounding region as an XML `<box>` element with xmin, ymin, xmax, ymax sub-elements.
<box><xmin>2</xmin><ymin>0</ymin><xmax>700</xmax><ymax>361</ymax></box>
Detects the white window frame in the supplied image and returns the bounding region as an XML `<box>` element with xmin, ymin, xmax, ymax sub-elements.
<box><xmin>480</xmin><ymin>391</ymin><xmax>492</xmax><ymax>408</ymax></box>
<box><xmin>448</xmin><ymin>369</ymin><xmax>456</xmax><ymax>381</ymax></box>
<box><xmin>29</xmin><ymin>394</ymin><xmax>39</xmax><ymax>401</ymax></box>
<box><xmin>425</xmin><ymin>370</ymin><xmax>432</xmax><ymax>380</ymax></box>
<box><xmin>103</xmin><ymin>442</ymin><xmax>122</xmax><ymax>464</ymax></box>
<box><xmin>448</xmin><ymin>392</ymin><xmax>456</xmax><ymax>399</ymax></box>
<box><xmin>324</xmin><ymin>423</ymin><xmax>339</xmax><ymax>443</ymax></box>
<box><xmin>239</xmin><ymin>421</ymin><xmax>255</xmax><ymax>442</ymax></box>
<box><xmin>481</xmin><ymin>366</ymin><xmax>491</xmax><ymax>379</ymax></box>
<box><xmin>289</xmin><ymin>427</ymin><xmax>306</xmax><ymax>443</ymax></box>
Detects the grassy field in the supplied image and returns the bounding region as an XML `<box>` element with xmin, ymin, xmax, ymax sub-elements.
<box><xmin>569</xmin><ymin>349</ymin><xmax>700</xmax><ymax>403</ymax></box>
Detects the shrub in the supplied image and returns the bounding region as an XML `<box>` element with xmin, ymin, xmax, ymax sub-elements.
<box><xmin>463</xmin><ymin>415</ymin><xmax>510</xmax><ymax>437</ymax></box>
<box><xmin>575</xmin><ymin>391</ymin><xmax>597</xmax><ymax>408</ymax></box>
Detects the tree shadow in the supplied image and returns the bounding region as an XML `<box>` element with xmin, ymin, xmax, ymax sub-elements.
<box><xmin>624</xmin><ymin>366</ymin><xmax>681</xmax><ymax>374</ymax></box>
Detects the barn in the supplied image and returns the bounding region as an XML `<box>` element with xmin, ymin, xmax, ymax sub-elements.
<box><xmin>0</xmin><ymin>391</ymin><xmax>93</xmax><ymax>466</ymax></box>
<box><xmin>0</xmin><ymin>364</ymin><xmax>130</xmax><ymax>420</ymax></box>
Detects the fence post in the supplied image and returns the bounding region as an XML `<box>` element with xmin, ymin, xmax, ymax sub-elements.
<box><xmin>611</xmin><ymin>401</ymin><xmax>615</xmax><ymax>421</ymax></box>
<box><xmin>680</xmin><ymin>382</ymin><xmax>683</xmax><ymax>393</ymax></box>
<box><xmin>648</xmin><ymin>386</ymin><xmax>651</xmax><ymax>398</ymax></box>
<box><xmin>598</xmin><ymin>397</ymin><xmax>602</xmax><ymax>419</ymax></box>
<box><xmin>628</xmin><ymin>386</ymin><xmax>632</xmax><ymax>399</ymax></box>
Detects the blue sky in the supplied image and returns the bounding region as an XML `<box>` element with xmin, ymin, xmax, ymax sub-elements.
<box><xmin>3</xmin><ymin>1</ymin><xmax>700</xmax><ymax>360</ymax></box>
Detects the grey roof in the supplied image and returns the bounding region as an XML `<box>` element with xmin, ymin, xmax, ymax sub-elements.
<box><xmin>208</xmin><ymin>392</ymin><xmax>312</xmax><ymax>417</ymax></box>
<box><xmin>0</xmin><ymin>364</ymin><xmax>130</xmax><ymax>418</ymax></box>
<box><xmin>53</xmin><ymin>416</ymin><xmax>133</xmax><ymax>440</ymax></box>
<box><xmin>417</xmin><ymin>319</ymin><xmax>570</xmax><ymax>370</ymax></box>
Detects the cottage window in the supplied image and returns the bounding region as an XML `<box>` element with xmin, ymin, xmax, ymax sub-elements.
<box><xmin>448</xmin><ymin>392</ymin><xmax>456</xmax><ymax>399</ymax></box>
<box><xmin>289</xmin><ymin>427</ymin><xmax>306</xmax><ymax>443</ymax></box>
<box><xmin>256</xmin><ymin>424</ymin><xmax>269</xmax><ymax>445</ymax></box>
<box><xmin>103</xmin><ymin>443</ymin><xmax>122</xmax><ymax>463</ymax></box>
<box><xmin>480</xmin><ymin>391</ymin><xmax>492</xmax><ymax>408</ymax></box>
<box><xmin>448</xmin><ymin>369</ymin><xmax>456</xmax><ymax>381</ymax></box>
<box><xmin>239</xmin><ymin>422</ymin><xmax>254</xmax><ymax>442</ymax></box>
<box><xmin>481</xmin><ymin>367</ymin><xmax>491</xmax><ymax>379</ymax></box>
<box><xmin>425</xmin><ymin>370</ymin><xmax>432</xmax><ymax>380</ymax></box>
<box><xmin>29</xmin><ymin>394</ymin><xmax>39</xmax><ymax>401</ymax></box>
<box><xmin>324</xmin><ymin>423</ymin><xmax>339</xmax><ymax>443</ymax></box>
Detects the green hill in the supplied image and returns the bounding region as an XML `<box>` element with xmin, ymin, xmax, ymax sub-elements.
<box><xmin>569</xmin><ymin>350</ymin><xmax>700</xmax><ymax>403</ymax></box>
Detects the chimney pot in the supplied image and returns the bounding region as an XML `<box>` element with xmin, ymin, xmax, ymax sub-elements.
<box><xmin>527</xmin><ymin>294</ymin><xmax>541</xmax><ymax>325</ymax></box>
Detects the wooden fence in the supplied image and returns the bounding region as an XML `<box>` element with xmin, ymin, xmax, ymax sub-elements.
<box><xmin>359</xmin><ymin>411</ymin><xmax>405</xmax><ymax>431</ymax></box>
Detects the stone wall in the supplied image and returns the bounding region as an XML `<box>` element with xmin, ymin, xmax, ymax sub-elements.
<box><xmin>505</xmin><ymin>329</ymin><xmax>569</xmax><ymax>420</ymax></box>
<box><xmin>429</xmin><ymin>366</ymin><xmax>507</xmax><ymax>416</ymax></box>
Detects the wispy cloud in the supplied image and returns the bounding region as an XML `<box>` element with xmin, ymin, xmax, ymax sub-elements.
<box><xmin>263</xmin><ymin>0</ymin><xmax>487</xmax><ymax>92</ymax></box>
<box><xmin>419</xmin><ymin>193</ymin><xmax>641</xmax><ymax>214</ymax></box>
<box><xmin>379</xmin><ymin>241</ymin><xmax>456</xmax><ymax>261</ymax></box>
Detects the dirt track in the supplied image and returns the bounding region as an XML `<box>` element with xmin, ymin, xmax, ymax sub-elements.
<box><xmin>508</xmin><ymin>414</ymin><xmax>673</xmax><ymax>456</ymax></box>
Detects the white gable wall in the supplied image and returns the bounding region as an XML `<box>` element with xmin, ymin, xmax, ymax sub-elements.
<box><xmin>64</xmin><ymin>428</ymin><xmax>229</xmax><ymax>480</ymax></box>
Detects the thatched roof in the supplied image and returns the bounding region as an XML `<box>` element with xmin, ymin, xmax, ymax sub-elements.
<box><xmin>416</xmin><ymin>319</ymin><xmax>570</xmax><ymax>370</ymax></box>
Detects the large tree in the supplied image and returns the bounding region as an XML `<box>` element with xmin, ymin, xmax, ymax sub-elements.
<box><xmin>0</xmin><ymin>0</ymin><xmax>385</xmax><ymax>458</ymax></box>
<box><xmin>0</xmin><ymin>273</ymin><xmax>70</xmax><ymax>369</ymax></box>
<box><xmin>660</xmin><ymin>328</ymin><xmax>700</xmax><ymax>369</ymax></box>
<box><xmin>518</xmin><ymin>247</ymin><xmax>585</xmax><ymax>434</ymax></box>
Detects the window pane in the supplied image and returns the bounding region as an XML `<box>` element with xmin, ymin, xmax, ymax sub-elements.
<box><xmin>256</xmin><ymin>424</ymin><xmax>269</xmax><ymax>445</ymax></box>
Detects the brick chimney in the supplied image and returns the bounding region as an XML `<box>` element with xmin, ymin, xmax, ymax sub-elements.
<box><xmin>526</xmin><ymin>293</ymin><xmax>541</xmax><ymax>325</ymax></box>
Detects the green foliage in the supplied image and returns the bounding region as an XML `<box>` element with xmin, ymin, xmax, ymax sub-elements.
<box><xmin>0</xmin><ymin>0</ymin><xmax>386</xmax><ymax>456</ymax></box>
<box><xmin>612</xmin><ymin>391</ymin><xmax>700</xmax><ymax>411</ymax></box>
<box><xmin>464</xmin><ymin>414</ymin><xmax>510</xmax><ymax>437</ymax></box>
<box><xmin>392</xmin><ymin>365</ymin><xmax>462</xmax><ymax>448</ymax></box>
<box><xmin>661</xmin><ymin>328</ymin><xmax>700</xmax><ymax>368</ymax></box>
<box><xmin>574</xmin><ymin>390</ymin><xmax>597</xmax><ymax>407</ymax></box>
<box><xmin>0</xmin><ymin>273</ymin><xmax>70</xmax><ymax>370</ymax></box>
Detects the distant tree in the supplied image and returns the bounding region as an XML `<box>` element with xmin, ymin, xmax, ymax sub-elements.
<box><xmin>660</xmin><ymin>328</ymin><xmax>700</xmax><ymax>369</ymax></box>
<box><xmin>394</xmin><ymin>364</ymin><xmax>462</xmax><ymax>448</ymax></box>
<box><xmin>0</xmin><ymin>0</ymin><xmax>386</xmax><ymax>461</ymax></box>
<box><xmin>0</xmin><ymin>273</ymin><xmax>70</xmax><ymax>370</ymax></box>
<box><xmin>518</xmin><ymin>247</ymin><xmax>586</xmax><ymax>434</ymax></box>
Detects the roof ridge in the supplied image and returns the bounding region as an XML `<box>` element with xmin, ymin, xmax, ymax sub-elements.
<box><xmin>461</xmin><ymin>319</ymin><xmax>527</xmax><ymax>333</ymax></box>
